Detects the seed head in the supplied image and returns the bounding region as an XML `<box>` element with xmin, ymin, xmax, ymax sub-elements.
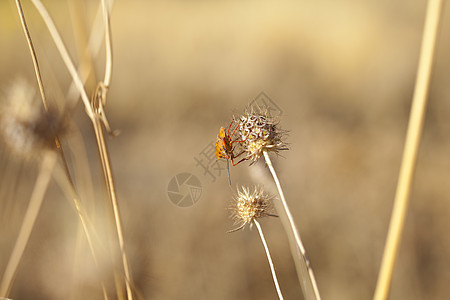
<box><xmin>229</xmin><ymin>186</ymin><xmax>275</xmax><ymax>232</ymax></box>
<box><xmin>237</xmin><ymin>107</ymin><xmax>288</xmax><ymax>163</ymax></box>
<box><xmin>0</xmin><ymin>79</ymin><xmax>63</xmax><ymax>157</ymax></box>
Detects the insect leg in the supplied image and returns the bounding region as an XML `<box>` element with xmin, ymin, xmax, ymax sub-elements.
<box><xmin>226</xmin><ymin>159</ymin><xmax>231</xmax><ymax>185</ymax></box>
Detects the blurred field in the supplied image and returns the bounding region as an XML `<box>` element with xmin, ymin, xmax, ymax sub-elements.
<box><xmin>1</xmin><ymin>0</ymin><xmax>450</xmax><ymax>299</ymax></box>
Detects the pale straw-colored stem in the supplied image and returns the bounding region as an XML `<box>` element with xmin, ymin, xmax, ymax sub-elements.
<box><xmin>14</xmin><ymin>1</ymin><xmax>109</xmax><ymax>297</ymax></box>
<box><xmin>98</xmin><ymin>1</ymin><xmax>133</xmax><ymax>298</ymax></box>
<box><xmin>13</xmin><ymin>0</ymin><xmax>48</xmax><ymax>111</ymax></box>
<box><xmin>93</xmin><ymin>119</ymin><xmax>133</xmax><ymax>300</ymax></box>
<box><xmin>28</xmin><ymin>1</ymin><xmax>133</xmax><ymax>298</ymax></box>
<box><xmin>67</xmin><ymin>0</ymin><xmax>115</xmax><ymax>108</ymax></box>
<box><xmin>0</xmin><ymin>151</ymin><xmax>57</xmax><ymax>297</ymax></box>
<box><xmin>29</xmin><ymin>0</ymin><xmax>94</xmax><ymax>119</ymax></box>
<box><xmin>253</xmin><ymin>219</ymin><xmax>284</xmax><ymax>300</ymax></box>
<box><xmin>373</xmin><ymin>0</ymin><xmax>442</xmax><ymax>299</ymax></box>
<box><xmin>52</xmin><ymin>164</ymin><xmax>109</xmax><ymax>300</ymax></box>
<box><xmin>263</xmin><ymin>150</ymin><xmax>321</xmax><ymax>300</ymax></box>
<box><xmin>101</xmin><ymin>0</ymin><xmax>113</xmax><ymax>88</ymax></box>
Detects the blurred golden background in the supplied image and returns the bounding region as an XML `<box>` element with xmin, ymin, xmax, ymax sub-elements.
<box><xmin>1</xmin><ymin>0</ymin><xmax>450</xmax><ymax>299</ymax></box>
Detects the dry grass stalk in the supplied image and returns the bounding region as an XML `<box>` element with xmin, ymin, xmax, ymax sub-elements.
<box><xmin>263</xmin><ymin>151</ymin><xmax>321</xmax><ymax>300</ymax></box>
<box><xmin>67</xmin><ymin>0</ymin><xmax>116</xmax><ymax>108</ymax></box>
<box><xmin>10</xmin><ymin>0</ymin><xmax>134</xmax><ymax>298</ymax></box>
<box><xmin>373</xmin><ymin>0</ymin><xmax>443</xmax><ymax>299</ymax></box>
<box><xmin>0</xmin><ymin>151</ymin><xmax>57</xmax><ymax>296</ymax></box>
<box><xmin>228</xmin><ymin>186</ymin><xmax>284</xmax><ymax>299</ymax></box>
<box><xmin>7</xmin><ymin>1</ymin><xmax>110</xmax><ymax>298</ymax></box>
<box><xmin>230</xmin><ymin>107</ymin><xmax>321</xmax><ymax>299</ymax></box>
<box><xmin>29</xmin><ymin>0</ymin><xmax>94</xmax><ymax>119</ymax></box>
<box><xmin>254</xmin><ymin>219</ymin><xmax>284</xmax><ymax>300</ymax></box>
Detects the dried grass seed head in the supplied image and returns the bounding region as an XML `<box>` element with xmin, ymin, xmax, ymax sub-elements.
<box><xmin>0</xmin><ymin>79</ymin><xmax>64</xmax><ymax>156</ymax></box>
<box><xmin>229</xmin><ymin>186</ymin><xmax>275</xmax><ymax>232</ymax></box>
<box><xmin>237</xmin><ymin>107</ymin><xmax>288</xmax><ymax>163</ymax></box>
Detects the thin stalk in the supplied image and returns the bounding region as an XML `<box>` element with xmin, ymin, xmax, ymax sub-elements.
<box><xmin>68</xmin><ymin>0</ymin><xmax>91</xmax><ymax>79</ymax></box>
<box><xmin>67</xmin><ymin>0</ymin><xmax>115</xmax><ymax>108</ymax></box>
<box><xmin>14</xmin><ymin>2</ymin><xmax>109</xmax><ymax>297</ymax></box>
<box><xmin>93</xmin><ymin>119</ymin><xmax>133</xmax><ymax>300</ymax></box>
<box><xmin>52</xmin><ymin>163</ymin><xmax>109</xmax><ymax>300</ymax></box>
<box><xmin>373</xmin><ymin>0</ymin><xmax>442</xmax><ymax>299</ymax></box>
<box><xmin>0</xmin><ymin>151</ymin><xmax>57</xmax><ymax>297</ymax></box>
<box><xmin>29</xmin><ymin>0</ymin><xmax>95</xmax><ymax>119</ymax></box>
<box><xmin>253</xmin><ymin>219</ymin><xmax>284</xmax><ymax>300</ymax></box>
<box><xmin>101</xmin><ymin>0</ymin><xmax>113</xmax><ymax>88</ymax></box>
<box><xmin>27</xmin><ymin>1</ymin><xmax>134</xmax><ymax>298</ymax></box>
<box><xmin>263</xmin><ymin>150</ymin><xmax>321</xmax><ymax>300</ymax></box>
<box><xmin>14</xmin><ymin>0</ymin><xmax>48</xmax><ymax>111</ymax></box>
<box><xmin>97</xmin><ymin>0</ymin><xmax>133</xmax><ymax>297</ymax></box>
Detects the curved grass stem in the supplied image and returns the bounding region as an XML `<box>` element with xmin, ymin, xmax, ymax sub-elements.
<box><xmin>373</xmin><ymin>0</ymin><xmax>443</xmax><ymax>299</ymax></box>
<box><xmin>29</xmin><ymin>0</ymin><xmax>94</xmax><ymax>119</ymax></box>
<box><xmin>263</xmin><ymin>150</ymin><xmax>321</xmax><ymax>300</ymax></box>
<box><xmin>26</xmin><ymin>1</ymin><xmax>134</xmax><ymax>298</ymax></box>
<box><xmin>14</xmin><ymin>1</ymin><xmax>110</xmax><ymax>297</ymax></box>
<box><xmin>254</xmin><ymin>219</ymin><xmax>284</xmax><ymax>300</ymax></box>
<box><xmin>67</xmin><ymin>0</ymin><xmax>116</xmax><ymax>109</ymax></box>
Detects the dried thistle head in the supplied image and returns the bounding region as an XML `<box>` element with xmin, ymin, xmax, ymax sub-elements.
<box><xmin>237</xmin><ymin>106</ymin><xmax>288</xmax><ymax>163</ymax></box>
<box><xmin>228</xmin><ymin>186</ymin><xmax>276</xmax><ymax>232</ymax></box>
<box><xmin>0</xmin><ymin>79</ymin><xmax>64</xmax><ymax>157</ymax></box>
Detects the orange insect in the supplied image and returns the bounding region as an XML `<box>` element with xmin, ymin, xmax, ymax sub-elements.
<box><xmin>215</xmin><ymin>119</ymin><xmax>247</xmax><ymax>184</ymax></box>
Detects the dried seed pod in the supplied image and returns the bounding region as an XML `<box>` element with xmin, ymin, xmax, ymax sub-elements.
<box><xmin>236</xmin><ymin>107</ymin><xmax>288</xmax><ymax>163</ymax></box>
<box><xmin>228</xmin><ymin>186</ymin><xmax>275</xmax><ymax>232</ymax></box>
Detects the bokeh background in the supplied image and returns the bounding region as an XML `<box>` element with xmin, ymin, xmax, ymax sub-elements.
<box><xmin>1</xmin><ymin>0</ymin><xmax>450</xmax><ymax>299</ymax></box>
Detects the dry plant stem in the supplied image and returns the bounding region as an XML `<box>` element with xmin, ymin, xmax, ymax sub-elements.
<box><xmin>30</xmin><ymin>0</ymin><xmax>95</xmax><ymax>119</ymax></box>
<box><xmin>25</xmin><ymin>0</ymin><xmax>113</xmax><ymax>119</ymax></box>
<box><xmin>14</xmin><ymin>0</ymin><xmax>48</xmax><ymax>110</ymax></box>
<box><xmin>66</xmin><ymin>0</ymin><xmax>116</xmax><ymax>108</ymax></box>
<box><xmin>68</xmin><ymin>0</ymin><xmax>98</xmax><ymax>100</ymax></box>
<box><xmin>15</xmin><ymin>0</ymin><xmax>78</xmax><ymax>198</ymax></box>
<box><xmin>52</xmin><ymin>165</ymin><xmax>109</xmax><ymax>300</ymax></box>
<box><xmin>101</xmin><ymin>0</ymin><xmax>113</xmax><ymax>87</ymax></box>
<box><xmin>93</xmin><ymin>118</ymin><xmax>133</xmax><ymax>300</ymax></box>
<box><xmin>14</xmin><ymin>2</ymin><xmax>109</xmax><ymax>298</ymax></box>
<box><xmin>55</xmin><ymin>143</ymin><xmax>111</xmax><ymax>300</ymax></box>
<box><xmin>98</xmin><ymin>0</ymin><xmax>134</xmax><ymax>298</ymax></box>
<box><xmin>0</xmin><ymin>152</ymin><xmax>57</xmax><ymax>297</ymax></box>
<box><xmin>69</xmin><ymin>0</ymin><xmax>91</xmax><ymax>74</ymax></box>
<box><xmin>253</xmin><ymin>220</ymin><xmax>284</xmax><ymax>300</ymax></box>
<box><xmin>263</xmin><ymin>150</ymin><xmax>321</xmax><ymax>300</ymax></box>
<box><xmin>373</xmin><ymin>0</ymin><xmax>442</xmax><ymax>299</ymax></box>
<box><xmin>15</xmin><ymin>0</ymin><xmax>71</xmax><ymax>173</ymax></box>
<box><xmin>28</xmin><ymin>1</ymin><xmax>134</xmax><ymax>298</ymax></box>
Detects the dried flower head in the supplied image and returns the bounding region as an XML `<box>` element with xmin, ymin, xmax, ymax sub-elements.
<box><xmin>237</xmin><ymin>107</ymin><xmax>288</xmax><ymax>163</ymax></box>
<box><xmin>0</xmin><ymin>79</ymin><xmax>63</xmax><ymax>156</ymax></box>
<box><xmin>229</xmin><ymin>186</ymin><xmax>276</xmax><ymax>232</ymax></box>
